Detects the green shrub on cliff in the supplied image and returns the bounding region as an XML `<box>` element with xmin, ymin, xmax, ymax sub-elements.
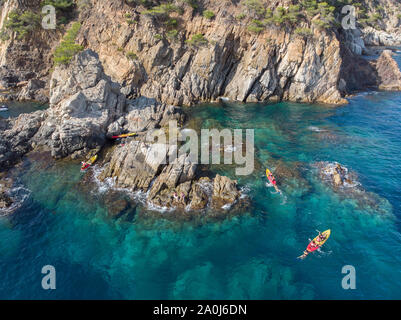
<box><xmin>53</xmin><ymin>22</ymin><xmax>84</xmax><ymax>65</ymax></box>
<box><xmin>0</xmin><ymin>29</ymin><xmax>10</xmax><ymax>42</ymax></box>
<box><xmin>143</xmin><ymin>3</ymin><xmax>183</xmax><ymax>17</ymax></box>
<box><xmin>167</xmin><ymin>29</ymin><xmax>179</xmax><ymax>40</ymax></box>
<box><xmin>203</xmin><ymin>10</ymin><xmax>215</xmax><ymax>19</ymax></box>
<box><xmin>236</xmin><ymin>13</ymin><xmax>246</xmax><ymax>20</ymax></box>
<box><xmin>295</xmin><ymin>27</ymin><xmax>313</xmax><ymax>37</ymax></box>
<box><xmin>182</xmin><ymin>0</ymin><xmax>198</xmax><ymax>9</ymax></box>
<box><xmin>126</xmin><ymin>51</ymin><xmax>138</xmax><ymax>60</ymax></box>
<box><xmin>41</xmin><ymin>0</ymin><xmax>75</xmax><ymax>25</ymax></box>
<box><xmin>244</xmin><ymin>0</ymin><xmax>265</xmax><ymax>17</ymax></box>
<box><xmin>185</xmin><ymin>33</ymin><xmax>208</xmax><ymax>46</ymax></box>
<box><xmin>247</xmin><ymin>19</ymin><xmax>264</xmax><ymax>33</ymax></box>
<box><xmin>3</xmin><ymin>10</ymin><xmax>41</xmax><ymax>40</ymax></box>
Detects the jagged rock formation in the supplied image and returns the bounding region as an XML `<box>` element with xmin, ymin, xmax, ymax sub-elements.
<box><xmin>77</xmin><ymin>0</ymin><xmax>347</xmax><ymax>105</ymax></box>
<box><xmin>33</xmin><ymin>49</ymin><xmax>126</xmax><ymax>158</ymax></box>
<box><xmin>0</xmin><ymin>186</ymin><xmax>13</xmax><ymax>210</ymax></box>
<box><xmin>375</xmin><ymin>50</ymin><xmax>401</xmax><ymax>91</ymax></box>
<box><xmin>0</xmin><ymin>110</ymin><xmax>45</xmax><ymax>170</ymax></box>
<box><xmin>107</xmin><ymin>96</ymin><xmax>185</xmax><ymax>137</ymax></box>
<box><xmin>340</xmin><ymin>48</ymin><xmax>401</xmax><ymax>94</ymax></box>
<box><xmin>363</xmin><ymin>27</ymin><xmax>401</xmax><ymax>46</ymax></box>
<box><xmin>0</xmin><ymin>0</ymin><xmax>60</xmax><ymax>101</ymax></box>
<box><xmin>0</xmin><ymin>0</ymin><xmax>400</xmax><ymax>105</ymax></box>
<box><xmin>17</xmin><ymin>79</ymin><xmax>48</xmax><ymax>103</ymax></box>
<box><xmin>99</xmin><ymin>141</ymin><xmax>243</xmax><ymax>211</ymax></box>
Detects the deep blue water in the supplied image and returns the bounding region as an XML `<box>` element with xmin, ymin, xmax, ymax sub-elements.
<box><xmin>1</xmin><ymin>52</ymin><xmax>401</xmax><ymax>299</ymax></box>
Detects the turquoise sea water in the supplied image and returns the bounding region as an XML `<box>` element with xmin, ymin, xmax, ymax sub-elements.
<box><xmin>0</xmin><ymin>101</ymin><xmax>47</xmax><ymax>119</ymax></box>
<box><xmin>1</xmin><ymin>53</ymin><xmax>401</xmax><ymax>299</ymax></box>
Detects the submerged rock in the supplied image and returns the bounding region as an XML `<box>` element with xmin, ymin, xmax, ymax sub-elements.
<box><xmin>317</xmin><ymin>162</ymin><xmax>358</xmax><ymax>188</ymax></box>
<box><xmin>315</xmin><ymin>162</ymin><xmax>390</xmax><ymax>214</ymax></box>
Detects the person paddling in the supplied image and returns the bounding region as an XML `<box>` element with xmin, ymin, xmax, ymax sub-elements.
<box><xmin>298</xmin><ymin>230</ymin><xmax>331</xmax><ymax>260</ymax></box>
<box><xmin>267</xmin><ymin>171</ymin><xmax>280</xmax><ymax>193</ymax></box>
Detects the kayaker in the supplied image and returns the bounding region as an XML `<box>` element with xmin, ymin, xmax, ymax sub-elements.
<box><xmin>318</xmin><ymin>232</ymin><xmax>327</xmax><ymax>242</ymax></box>
<box><xmin>309</xmin><ymin>241</ymin><xmax>319</xmax><ymax>249</ymax></box>
<box><xmin>267</xmin><ymin>172</ymin><xmax>280</xmax><ymax>193</ymax></box>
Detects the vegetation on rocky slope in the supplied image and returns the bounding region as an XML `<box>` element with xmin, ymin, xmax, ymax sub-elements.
<box><xmin>53</xmin><ymin>21</ymin><xmax>83</xmax><ymax>65</ymax></box>
<box><xmin>0</xmin><ymin>0</ymin><xmax>76</xmax><ymax>41</ymax></box>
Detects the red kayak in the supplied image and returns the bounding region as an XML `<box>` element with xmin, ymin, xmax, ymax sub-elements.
<box><xmin>265</xmin><ymin>168</ymin><xmax>277</xmax><ymax>185</ymax></box>
<box><xmin>298</xmin><ymin>230</ymin><xmax>331</xmax><ymax>259</ymax></box>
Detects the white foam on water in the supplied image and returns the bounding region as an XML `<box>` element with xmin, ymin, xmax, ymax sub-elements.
<box><xmin>307</xmin><ymin>126</ymin><xmax>326</xmax><ymax>132</ymax></box>
<box><xmin>221</xmin><ymin>203</ymin><xmax>233</xmax><ymax>210</ymax></box>
<box><xmin>92</xmin><ymin>165</ymin><xmax>178</xmax><ymax>213</ymax></box>
<box><xmin>266</xmin><ymin>182</ymin><xmax>273</xmax><ymax>188</ymax></box>
<box><xmin>239</xmin><ymin>185</ymin><xmax>251</xmax><ymax>199</ymax></box>
<box><xmin>218</xmin><ymin>96</ymin><xmax>230</xmax><ymax>101</ymax></box>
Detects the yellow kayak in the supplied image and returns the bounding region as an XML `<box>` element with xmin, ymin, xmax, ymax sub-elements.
<box><xmin>298</xmin><ymin>229</ymin><xmax>331</xmax><ymax>259</ymax></box>
<box><xmin>88</xmin><ymin>155</ymin><xmax>98</xmax><ymax>164</ymax></box>
<box><xmin>309</xmin><ymin>230</ymin><xmax>331</xmax><ymax>250</ymax></box>
<box><xmin>265</xmin><ymin>168</ymin><xmax>276</xmax><ymax>185</ymax></box>
<box><xmin>81</xmin><ymin>155</ymin><xmax>98</xmax><ymax>170</ymax></box>
<box><xmin>111</xmin><ymin>133</ymin><xmax>136</xmax><ymax>139</ymax></box>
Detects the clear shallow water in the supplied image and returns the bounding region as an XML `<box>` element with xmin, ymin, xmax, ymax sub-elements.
<box><xmin>1</xmin><ymin>55</ymin><xmax>401</xmax><ymax>300</ymax></box>
<box><xmin>0</xmin><ymin>101</ymin><xmax>47</xmax><ymax>119</ymax></box>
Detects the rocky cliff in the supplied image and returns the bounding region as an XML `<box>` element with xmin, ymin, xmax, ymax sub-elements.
<box><xmin>33</xmin><ymin>49</ymin><xmax>126</xmax><ymax>158</ymax></box>
<box><xmin>1</xmin><ymin>48</ymin><xmax>246</xmax><ymax>213</ymax></box>
<box><xmin>1</xmin><ymin>0</ymin><xmax>400</xmax><ymax>215</ymax></box>
<box><xmin>0</xmin><ymin>0</ymin><xmax>400</xmax><ymax>106</ymax></box>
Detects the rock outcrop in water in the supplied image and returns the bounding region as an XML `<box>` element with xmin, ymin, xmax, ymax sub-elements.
<box><xmin>375</xmin><ymin>50</ymin><xmax>401</xmax><ymax>91</ymax></box>
<box><xmin>99</xmin><ymin>137</ymin><xmax>244</xmax><ymax>211</ymax></box>
<box><xmin>0</xmin><ymin>175</ymin><xmax>14</xmax><ymax>211</ymax></box>
<box><xmin>16</xmin><ymin>79</ymin><xmax>48</xmax><ymax>103</ymax></box>
<box><xmin>0</xmin><ymin>110</ymin><xmax>45</xmax><ymax>170</ymax></box>
<box><xmin>340</xmin><ymin>48</ymin><xmax>401</xmax><ymax>94</ymax></box>
<box><xmin>315</xmin><ymin>161</ymin><xmax>390</xmax><ymax>214</ymax></box>
<box><xmin>34</xmin><ymin>49</ymin><xmax>126</xmax><ymax>159</ymax></box>
<box><xmin>317</xmin><ymin>162</ymin><xmax>357</xmax><ymax>188</ymax></box>
<box><xmin>0</xmin><ymin>187</ymin><xmax>13</xmax><ymax>210</ymax></box>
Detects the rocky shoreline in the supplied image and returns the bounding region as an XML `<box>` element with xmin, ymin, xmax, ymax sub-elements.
<box><xmin>1</xmin><ymin>0</ymin><xmax>401</xmax><ymax>218</ymax></box>
<box><xmin>1</xmin><ymin>0</ymin><xmax>401</xmax><ymax>106</ymax></box>
<box><xmin>1</xmin><ymin>45</ymin><xmax>401</xmax><ymax>217</ymax></box>
<box><xmin>1</xmin><ymin>49</ymin><xmax>248</xmax><ymax>215</ymax></box>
